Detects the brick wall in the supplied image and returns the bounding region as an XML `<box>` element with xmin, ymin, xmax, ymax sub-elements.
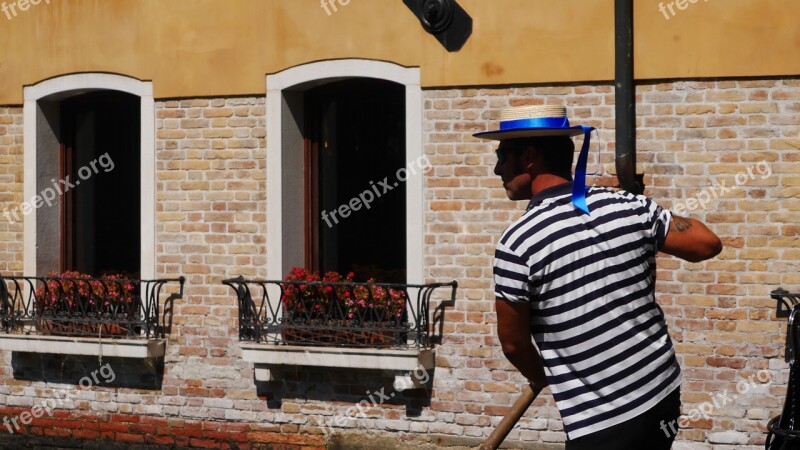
<box><xmin>0</xmin><ymin>79</ymin><xmax>798</xmax><ymax>449</ymax></box>
<box><xmin>154</xmin><ymin>97</ymin><xmax>270</xmax><ymax>425</ymax></box>
<box><xmin>423</xmin><ymin>79</ymin><xmax>800</xmax><ymax>448</ymax></box>
<box><xmin>0</xmin><ymin>107</ymin><xmax>23</xmax><ymax>276</ymax></box>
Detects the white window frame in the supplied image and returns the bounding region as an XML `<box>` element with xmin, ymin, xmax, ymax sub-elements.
<box><xmin>23</xmin><ymin>73</ymin><xmax>155</xmax><ymax>279</ymax></box>
<box><xmin>265</xmin><ymin>60</ymin><xmax>423</xmax><ymax>284</ymax></box>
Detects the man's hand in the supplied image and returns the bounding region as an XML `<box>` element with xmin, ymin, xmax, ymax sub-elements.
<box><xmin>495</xmin><ymin>298</ymin><xmax>548</xmax><ymax>389</ymax></box>
<box><xmin>660</xmin><ymin>214</ymin><xmax>722</xmax><ymax>263</ymax></box>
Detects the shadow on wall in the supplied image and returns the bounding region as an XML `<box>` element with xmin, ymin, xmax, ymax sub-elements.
<box><xmin>402</xmin><ymin>0</ymin><xmax>472</xmax><ymax>52</ymax></box>
<box><xmin>11</xmin><ymin>353</ymin><xmax>164</xmax><ymax>390</ymax></box>
<box><xmin>255</xmin><ymin>365</ymin><xmax>435</xmax><ymax>418</ymax></box>
<box><xmin>247</xmin><ymin>284</ymin><xmax>458</xmax><ymax>419</ymax></box>
<box><xmin>430</xmin><ymin>289</ymin><xmax>456</xmax><ymax>346</ymax></box>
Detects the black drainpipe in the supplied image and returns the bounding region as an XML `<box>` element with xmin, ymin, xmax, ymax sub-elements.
<box><xmin>614</xmin><ymin>0</ymin><xmax>643</xmax><ymax>195</ymax></box>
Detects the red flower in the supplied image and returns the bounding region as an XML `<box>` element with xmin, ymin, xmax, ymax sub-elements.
<box><xmin>281</xmin><ymin>267</ymin><xmax>407</xmax><ymax>321</ymax></box>
<box><xmin>35</xmin><ymin>271</ymin><xmax>137</xmax><ymax>313</ymax></box>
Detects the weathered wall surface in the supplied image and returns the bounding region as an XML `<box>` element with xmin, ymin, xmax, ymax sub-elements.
<box><xmin>422</xmin><ymin>79</ymin><xmax>800</xmax><ymax>448</ymax></box>
<box><xmin>1</xmin><ymin>0</ymin><xmax>799</xmax><ymax>103</ymax></box>
<box><xmin>0</xmin><ymin>78</ymin><xmax>799</xmax><ymax>448</ymax></box>
<box><xmin>0</xmin><ymin>108</ymin><xmax>23</xmax><ymax>275</ymax></box>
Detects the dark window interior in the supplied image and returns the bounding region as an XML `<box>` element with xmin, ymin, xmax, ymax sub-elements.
<box><xmin>60</xmin><ymin>91</ymin><xmax>140</xmax><ymax>277</ymax></box>
<box><xmin>305</xmin><ymin>79</ymin><xmax>406</xmax><ymax>282</ymax></box>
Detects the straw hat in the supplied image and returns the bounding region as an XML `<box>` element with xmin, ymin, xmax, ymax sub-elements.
<box><xmin>473</xmin><ymin>105</ymin><xmax>585</xmax><ymax>140</ymax></box>
<box><xmin>474</xmin><ymin>105</ymin><xmax>597</xmax><ymax>215</ymax></box>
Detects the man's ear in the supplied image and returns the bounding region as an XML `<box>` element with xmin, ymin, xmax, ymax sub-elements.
<box><xmin>518</xmin><ymin>145</ymin><xmax>540</xmax><ymax>172</ymax></box>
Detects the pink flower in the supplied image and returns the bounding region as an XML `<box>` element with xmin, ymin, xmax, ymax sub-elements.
<box><xmin>281</xmin><ymin>267</ymin><xmax>407</xmax><ymax>323</ymax></box>
<box><xmin>35</xmin><ymin>271</ymin><xmax>137</xmax><ymax>314</ymax></box>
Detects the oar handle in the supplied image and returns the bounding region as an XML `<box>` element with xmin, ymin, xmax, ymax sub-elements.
<box><xmin>479</xmin><ymin>384</ymin><xmax>542</xmax><ymax>450</ymax></box>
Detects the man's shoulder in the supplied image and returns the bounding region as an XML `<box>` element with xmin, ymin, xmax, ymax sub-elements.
<box><xmin>587</xmin><ymin>186</ymin><xmax>638</xmax><ymax>201</ymax></box>
<box><xmin>499</xmin><ymin>187</ymin><xmax>662</xmax><ymax>246</ymax></box>
<box><xmin>523</xmin><ymin>186</ymin><xmax>648</xmax><ymax>218</ymax></box>
<box><xmin>498</xmin><ymin>202</ymin><xmax>565</xmax><ymax>251</ymax></box>
<box><xmin>587</xmin><ymin>186</ymin><xmax>661</xmax><ymax>212</ymax></box>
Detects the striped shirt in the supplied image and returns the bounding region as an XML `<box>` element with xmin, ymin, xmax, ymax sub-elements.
<box><xmin>493</xmin><ymin>182</ymin><xmax>681</xmax><ymax>439</ymax></box>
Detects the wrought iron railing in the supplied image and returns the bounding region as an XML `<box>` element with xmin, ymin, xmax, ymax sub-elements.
<box><xmin>767</xmin><ymin>288</ymin><xmax>800</xmax><ymax>448</ymax></box>
<box><xmin>222</xmin><ymin>276</ymin><xmax>458</xmax><ymax>349</ymax></box>
<box><xmin>0</xmin><ymin>274</ymin><xmax>185</xmax><ymax>339</ymax></box>
<box><xmin>773</xmin><ymin>288</ymin><xmax>800</xmax><ymax>319</ymax></box>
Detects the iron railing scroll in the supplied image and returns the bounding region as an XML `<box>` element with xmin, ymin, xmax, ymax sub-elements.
<box><xmin>0</xmin><ymin>274</ymin><xmax>185</xmax><ymax>339</ymax></box>
<box><xmin>767</xmin><ymin>288</ymin><xmax>800</xmax><ymax>449</ymax></box>
<box><xmin>222</xmin><ymin>277</ymin><xmax>458</xmax><ymax>349</ymax></box>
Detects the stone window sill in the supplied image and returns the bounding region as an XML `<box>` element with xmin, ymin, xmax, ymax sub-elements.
<box><xmin>0</xmin><ymin>334</ymin><xmax>165</xmax><ymax>358</ymax></box>
<box><xmin>240</xmin><ymin>343</ymin><xmax>434</xmax><ymax>390</ymax></box>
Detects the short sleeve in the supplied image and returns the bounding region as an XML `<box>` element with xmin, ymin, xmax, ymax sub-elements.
<box><xmin>639</xmin><ymin>196</ymin><xmax>672</xmax><ymax>251</ymax></box>
<box><xmin>493</xmin><ymin>243</ymin><xmax>531</xmax><ymax>303</ymax></box>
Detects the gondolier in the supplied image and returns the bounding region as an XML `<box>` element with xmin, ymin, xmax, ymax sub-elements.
<box><xmin>476</xmin><ymin>105</ymin><xmax>722</xmax><ymax>449</ymax></box>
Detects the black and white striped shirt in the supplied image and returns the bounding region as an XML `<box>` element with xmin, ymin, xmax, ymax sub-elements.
<box><xmin>494</xmin><ymin>182</ymin><xmax>681</xmax><ymax>439</ymax></box>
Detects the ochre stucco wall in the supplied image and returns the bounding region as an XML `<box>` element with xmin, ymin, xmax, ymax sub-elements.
<box><xmin>0</xmin><ymin>0</ymin><xmax>798</xmax><ymax>104</ymax></box>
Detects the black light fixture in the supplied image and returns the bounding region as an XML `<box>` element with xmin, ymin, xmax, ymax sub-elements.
<box><xmin>403</xmin><ymin>0</ymin><xmax>471</xmax><ymax>52</ymax></box>
<box><xmin>419</xmin><ymin>0</ymin><xmax>455</xmax><ymax>34</ymax></box>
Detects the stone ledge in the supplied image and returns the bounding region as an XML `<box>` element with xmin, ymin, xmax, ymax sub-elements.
<box><xmin>0</xmin><ymin>334</ymin><xmax>166</xmax><ymax>358</ymax></box>
<box><xmin>240</xmin><ymin>343</ymin><xmax>434</xmax><ymax>388</ymax></box>
<box><xmin>326</xmin><ymin>431</ymin><xmax>565</xmax><ymax>450</ymax></box>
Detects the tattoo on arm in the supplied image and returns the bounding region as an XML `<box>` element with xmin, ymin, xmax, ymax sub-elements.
<box><xmin>671</xmin><ymin>216</ymin><xmax>693</xmax><ymax>232</ymax></box>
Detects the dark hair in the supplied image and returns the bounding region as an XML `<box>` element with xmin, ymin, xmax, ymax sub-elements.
<box><xmin>506</xmin><ymin>136</ymin><xmax>576</xmax><ymax>176</ymax></box>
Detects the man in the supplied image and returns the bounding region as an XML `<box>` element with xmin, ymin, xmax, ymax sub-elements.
<box><xmin>474</xmin><ymin>105</ymin><xmax>722</xmax><ymax>449</ymax></box>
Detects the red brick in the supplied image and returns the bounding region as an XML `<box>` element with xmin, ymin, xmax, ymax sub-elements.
<box><xmin>115</xmin><ymin>432</ymin><xmax>145</xmax><ymax>443</ymax></box>
<box><xmin>172</xmin><ymin>426</ymin><xmax>206</xmax><ymax>439</ymax></box>
<box><xmin>147</xmin><ymin>435</ymin><xmax>176</xmax><ymax>446</ymax></box>
<box><xmin>141</xmin><ymin>416</ymin><xmax>170</xmax><ymax>427</ymax></box>
<box><xmin>110</xmin><ymin>413</ymin><xmax>141</xmax><ymax>423</ymax></box>
<box><xmin>98</xmin><ymin>422</ymin><xmax>130</xmax><ymax>433</ymax></box>
<box><xmin>189</xmin><ymin>438</ymin><xmax>221</xmax><ymax>448</ymax></box>
<box><xmin>128</xmin><ymin>424</ymin><xmax>156</xmax><ymax>434</ymax></box>
<box><xmin>73</xmin><ymin>429</ymin><xmax>100</xmax><ymax>439</ymax></box>
<box><xmin>42</xmin><ymin>427</ymin><xmax>72</xmax><ymax>437</ymax></box>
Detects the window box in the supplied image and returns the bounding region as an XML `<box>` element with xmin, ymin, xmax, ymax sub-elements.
<box><xmin>222</xmin><ymin>275</ymin><xmax>457</xmax><ymax>387</ymax></box>
<box><xmin>0</xmin><ymin>273</ymin><xmax>184</xmax><ymax>358</ymax></box>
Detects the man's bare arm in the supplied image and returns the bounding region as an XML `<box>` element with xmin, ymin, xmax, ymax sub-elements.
<box><xmin>495</xmin><ymin>298</ymin><xmax>548</xmax><ymax>389</ymax></box>
<box><xmin>660</xmin><ymin>215</ymin><xmax>722</xmax><ymax>263</ymax></box>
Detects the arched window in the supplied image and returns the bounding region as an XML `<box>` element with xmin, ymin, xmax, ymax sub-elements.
<box><xmin>266</xmin><ymin>60</ymin><xmax>423</xmax><ymax>283</ymax></box>
<box><xmin>23</xmin><ymin>74</ymin><xmax>155</xmax><ymax>278</ymax></box>
<box><xmin>306</xmin><ymin>78</ymin><xmax>406</xmax><ymax>281</ymax></box>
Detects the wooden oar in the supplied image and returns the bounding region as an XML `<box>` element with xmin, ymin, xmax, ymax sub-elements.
<box><xmin>479</xmin><ymin>384</ymin><xmax>542</xmax><ymax>450</ymax></box>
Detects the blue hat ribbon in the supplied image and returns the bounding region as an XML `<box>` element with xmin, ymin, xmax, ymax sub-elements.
<box><xmin>571</xmin><ymin>126</ymin><xmax>595</xmax><ymax>215</ymax></box>
<box><xmin>499</xmin><ymin>117</ymin><xmax>571</xmax><ymax>130</ymax></box>
<box><xmin>495</xmin><ymin>116</ymin><xmax>595</xmax><ymax>215</ymax></box>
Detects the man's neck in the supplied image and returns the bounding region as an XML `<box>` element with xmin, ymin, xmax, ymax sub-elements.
<box><xmin>531</xmin><ymin>174</ymin><xmax>571</xmax><ymax>196</ymax></box>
